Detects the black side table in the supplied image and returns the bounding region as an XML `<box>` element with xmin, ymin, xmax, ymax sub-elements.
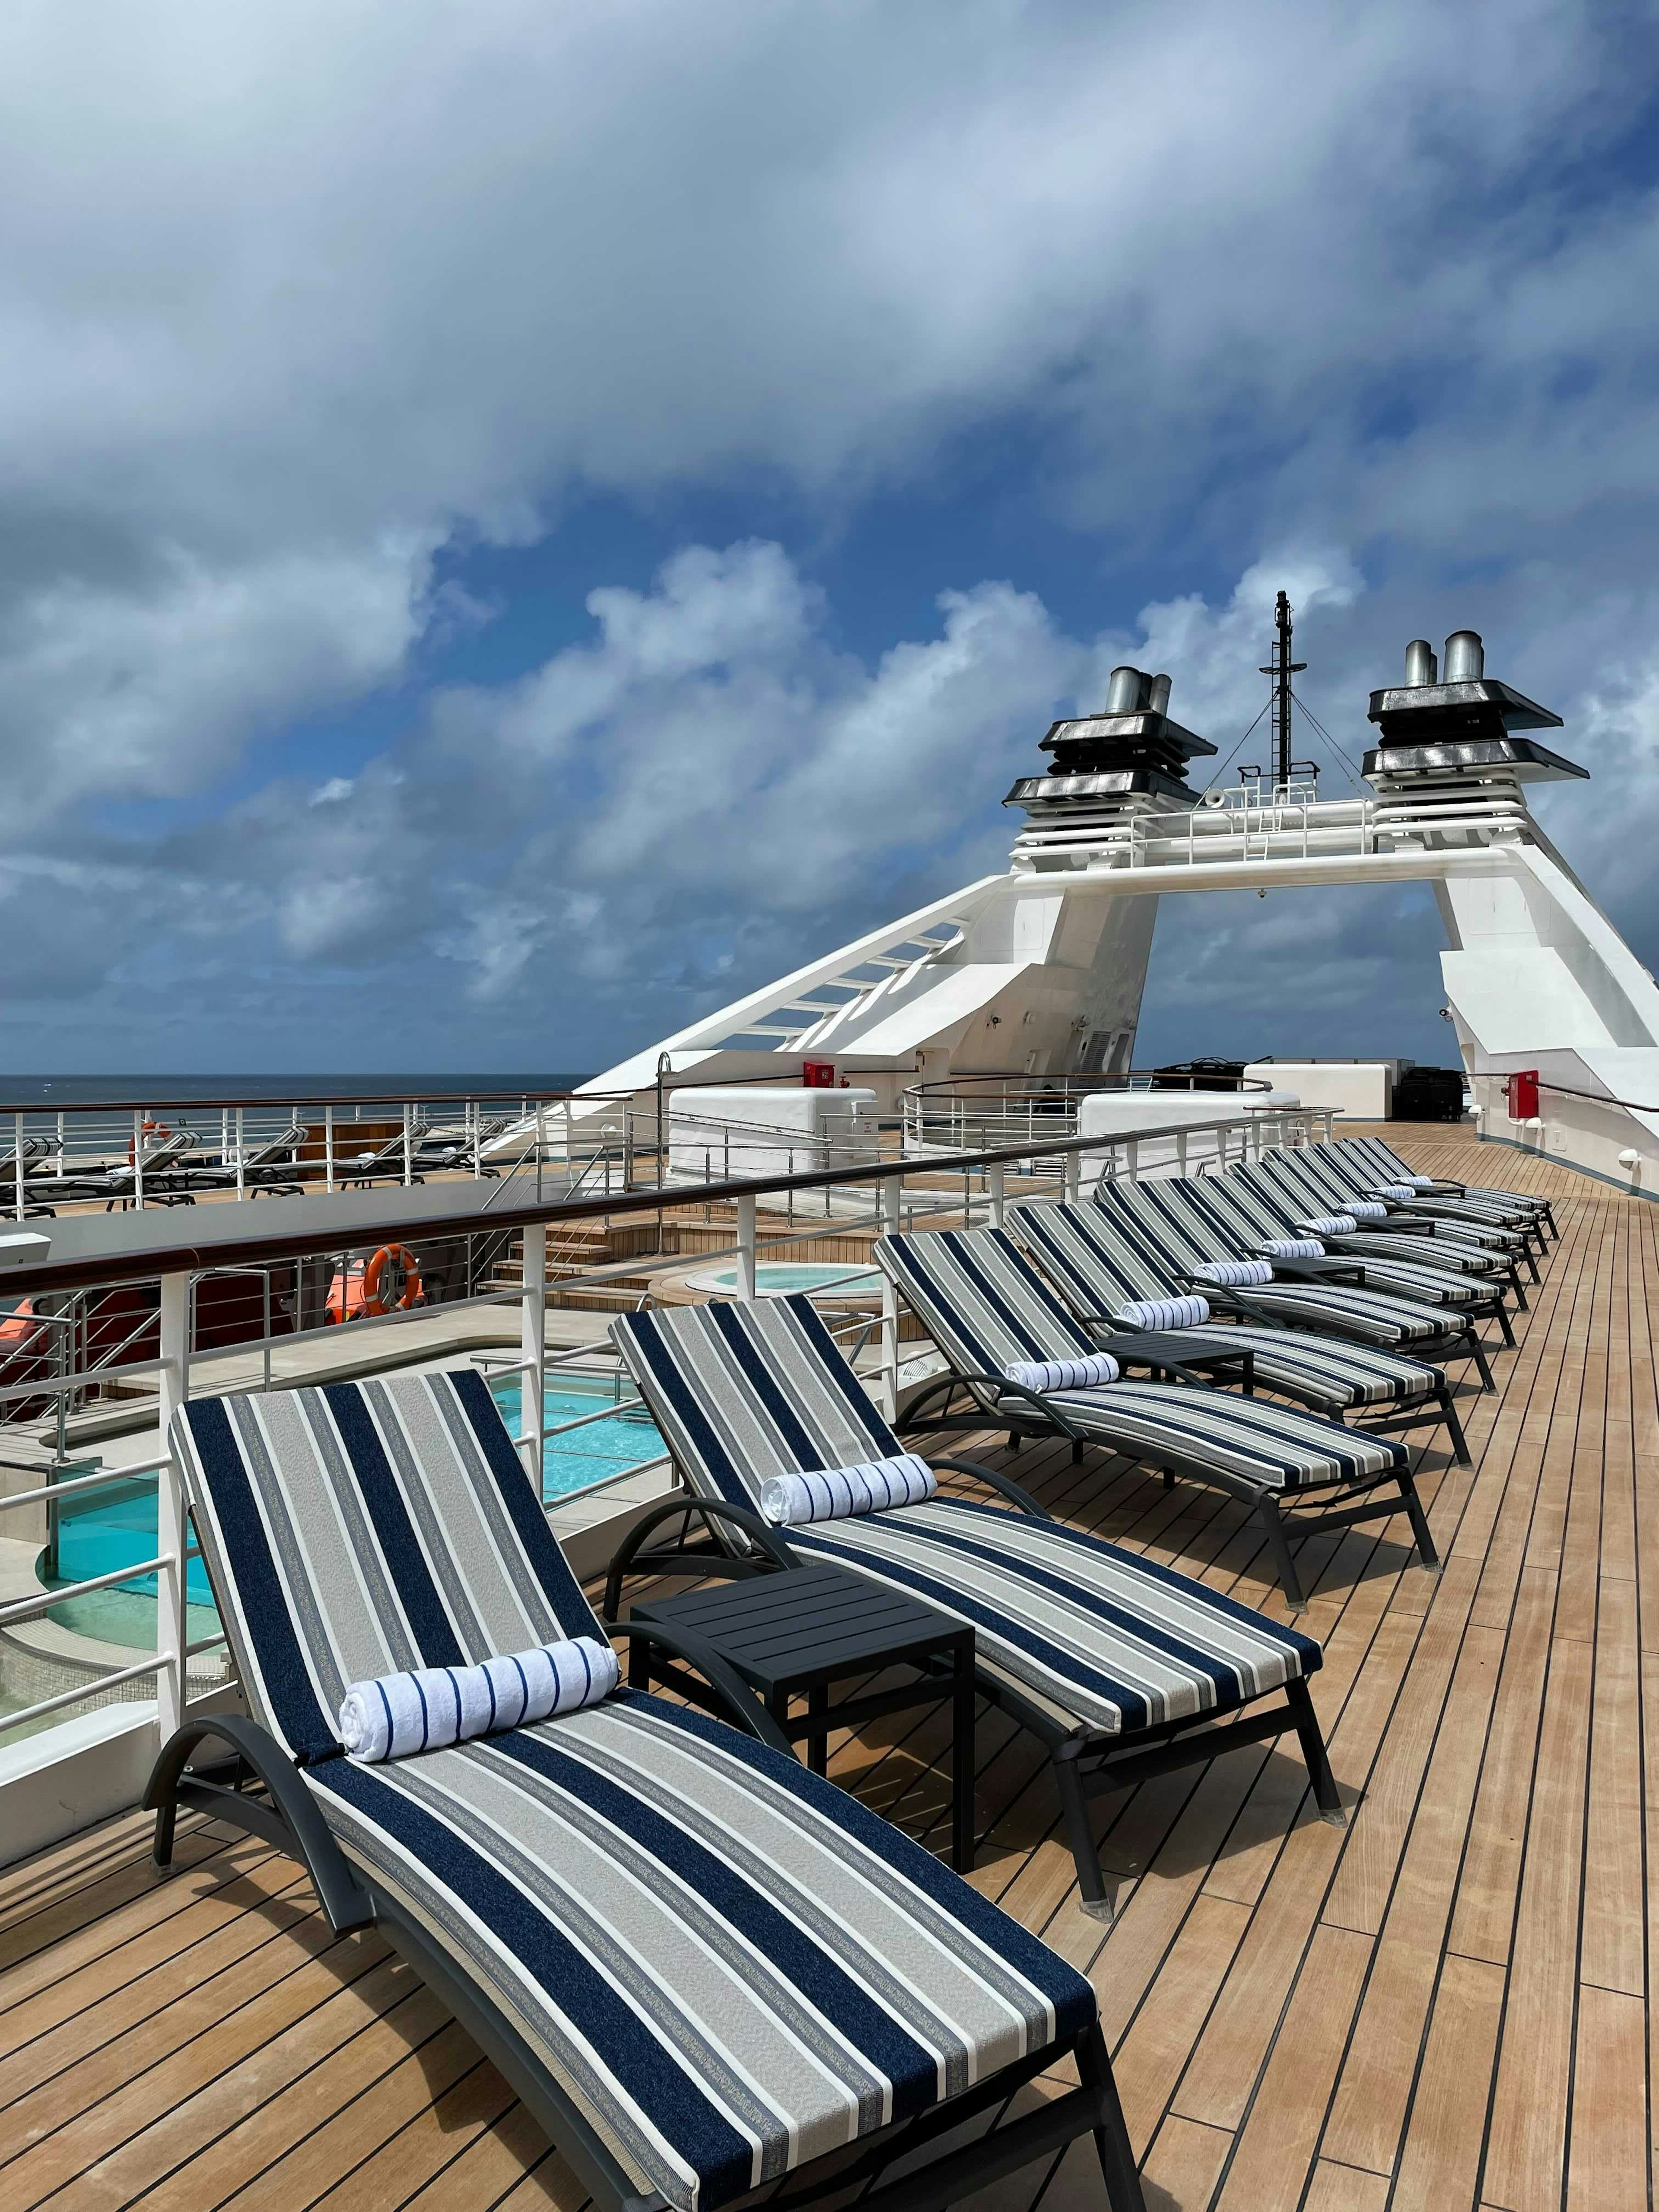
<box><xmin>628</xmin><ymin>1563</ymin><xmax>977</xmax><ymax>1871</ymax></box>
<box><xmin>1086</xmin><ymin>1332</ymin><xmax>1257</xmax><ymax>1392</ymax></box>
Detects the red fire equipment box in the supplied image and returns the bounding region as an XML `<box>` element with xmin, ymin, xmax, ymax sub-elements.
<box><xmin>1506</xmin><ymin>1069</ymin><xmax>1540</xmax><ymax>1120</ymax></box>
<box><xmin>801</xmin><ymin>1060</ymin><xmax>836</xmax><ymax>1089</ymax></box>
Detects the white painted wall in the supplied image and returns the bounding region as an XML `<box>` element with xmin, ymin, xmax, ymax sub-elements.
<box><xmin>1243</xmin><ymin>1061</ymin><xmax>1404</xmax><ymax>1119</ymax></box>
<box><xmin>668</xmin><ymin>1087</ymin><xmax>877</xmax><ymax>1182</ymax></box>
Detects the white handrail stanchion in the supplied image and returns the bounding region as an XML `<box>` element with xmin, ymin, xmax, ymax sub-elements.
<box><xmin>1062</xmin><ymin>1147</ymin><xmax>1081</xmax><ymax>1202</ymax></box>
<box><xmin>520</xmin><ymin>1222</ymin><xmax>546</xmax><ymax>1489</ymax></box>
<box><xmin>988</xmin><ymin>1161</ymin><xmax>1005</xmax><ymax>1230</ymax></box>
<box><xmin>736</xmin><ymin>1193</ymin><xmax>757</xmax><ymax>1300</ymax></box>
<box><xmin>235</xmin><ymin>1107</ymin><xmax>245</xmax><ymax>1201</ymax></box>
<box><xmin>13</xmin><ymin>1109</ymin><xmax>23</xmax><ymax>1222</ymax></box>
<box><xmin>134</xmin><ymin>1109</ymin><xmax>146</xmax><ymax>1211</ymax></box>
<box><xmin>403</xmin><ymin>1104</ymin><xmax>413</xmax><ymax>1186</ymax></box>
<box><xmin>325</xmin><ymin>1103</ymin><xmax>335</xmax><ymax>1192</ymax></box>
<box><xmin>155</xmin><ymin>1269</ymin><xmax>190</xmax><ymax>1738</ymax></box>
<box><xmin>879</xmin><ymin>1176</ymin><xmax>902</xmax><ymax>1419</ymax></box>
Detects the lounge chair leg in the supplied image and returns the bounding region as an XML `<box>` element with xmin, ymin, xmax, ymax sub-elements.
<box><xmin>1071</xmin><ymin>1438</ymin><xmax>1084</xmax><ymax>1465</ymax></box>
<box><xmin>1439</xmin><ymin>1383</ymin><xmax>1472</xmax><ymax>1467</ymax></box>
<box><xmin>1055</xmin><ymin>1742</ymin><xmax>1117</xmax><ymax>1922</ymax></box>
<box><xmin>1077</xmin><ymin>2024</ymin><xmax>1148</xmax><ymax>2212</ymax></box>
<box><xmin>1525</xmin><ymin>1248</ymin><xmax>1541</xmax><ymax>1284</ymax></box>
<box><xmin>1464</xmin><ymin>1328</ymin><xmax>1495</xmax><ymax>1392</ymax></box>
<box><xmin>1162</xmin><ymin>1470</ymin><xmax>1175</xmax><ymax>1491</ymax></box>
<box><xmin>1256</xmin><ymin>1494</ymin><xmax>1306</xmax><ymax>1611</ymax></box>
<box><xmin>1286</xmin><ymin>1678</ymin><xmax>1344</xmax><ymax>1827</ymax></box>
<box><xmin>152</xmin><ymin>1793</ymin><xmax>178</xmax><ymax>1869</ymax></box>
<box><xmin>1507</xmin><ymin>1266</ymin><xmax>1529</xmax><ymax>1311</ymax></box>
<box><xmin>1493</xmin><ymin>1298</ymin><xmax>1516</xmax><ymax>1348</ymax></box>
<box><xmin>1398</xmin><ymin>1470</ymin><xmax>1441</xmax><ymax>1572</ymax></box>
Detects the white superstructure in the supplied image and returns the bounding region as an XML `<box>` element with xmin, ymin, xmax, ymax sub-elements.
<box><xmin>559</xmin><ymin>631</ymin><xmax>1659</xmax><ymax>1189</ymax></box>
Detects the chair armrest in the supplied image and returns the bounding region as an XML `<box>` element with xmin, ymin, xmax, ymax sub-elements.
<box><xmin>602</xmin><ymin>1620</ymin><xmax>795</xmax><ymax>1758</ymax></box>
<box><xmin>926</xmin><ymin>1454</ymin><xmax>1052</xmax><ymax>1518</ymax></box>
<box><xmin>144</xmin><ymin>1712</ymin><xmax>376</xmax><ymax>1935</ymax></box>
<box><xmin>603</xmin><ymin>1496</ymin><xmax>799</xmax><ymax>1616</ymax></box>
<box><xmin>951</xmin><ymin>1372</ymin><xmax>1090</xmax><ymax>1438</ymax></box>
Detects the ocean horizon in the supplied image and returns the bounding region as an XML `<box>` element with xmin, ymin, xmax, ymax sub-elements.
<box><xmin>0</xmin><ymin>1074</ymin><xmax>595</xmax><ymax>1109</ymax></box>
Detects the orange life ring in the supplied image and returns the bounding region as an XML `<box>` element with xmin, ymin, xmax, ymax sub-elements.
<box><xmin>128</xmin><ymin>1119</ymin><xmax>171</xmax><ymax>1165</ymax></box>
<box><xmin>361</xmin><ymin>1243</ymin><xmax>423</xmax><ymax>1317</ymax></box>
<box><xmin>0</xmin><ymin>1296</ymin><xmax>35</xmax><ymax>1345</ymax></box>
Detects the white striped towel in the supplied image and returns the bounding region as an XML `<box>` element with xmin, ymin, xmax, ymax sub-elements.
<box><xmin>1370</xmin><ymin>1183</ymin><xmax>1421</xmax><ymax>1203</ymax></box>
<box><xmin>1297</xmin><ymin>1213</ymin><xmax>1358</xmax><ymax>1235</ymax></box>
<box><xmin>760</xmin><ymin>1454</ymin><xmax>937</xmax><ymax>1526</ymax></box>
<box><xmin>1192</xmin><ymin>1259</ymin><xmax>1274</xmax><ymax>1287</ymax></box>
<box><xmin>1107</xmin><ymin>1296</ymin><xmax>1212</xmax><ymax>1332</ymax></box>
<box><xmin>1004</xmin><ymin>1353</ymin><xmax>1122</xmax><ymax>1393</ymax></box>
<box><xmin>1346</xmin><ymin>1200</ymin><xmax>1390</xmax><ymax>1220</ymax></box>
<box><xmin>1255</xmin><ymin>1238</ymin><xmax>1327</xmax><ymax>1260</ymax></box>
<box><xmin>338</xmin><ymin>1637</ymin><xmax>618</xmax><ymax>1763</ymax></box>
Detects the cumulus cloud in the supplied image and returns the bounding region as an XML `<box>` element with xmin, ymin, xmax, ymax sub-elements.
<box><xmin>0</xmin><ymin>0</ymin><xmax>1654</xmax><ymax>1068</ymax></box>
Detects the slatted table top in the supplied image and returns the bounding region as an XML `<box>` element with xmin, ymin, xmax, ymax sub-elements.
<box><xmin>631</xmin><ymin>1561</ymin><xmax>972</xmax><ymax>1688</ymax></box>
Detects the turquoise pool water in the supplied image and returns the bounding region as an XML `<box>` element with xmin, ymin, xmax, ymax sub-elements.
<box><xmin>488</xmin><ymin>1374</ymin><xmax>667</xmax><ymax>1500</ymax></box>
<box><xmin>691</xmin><ymin>1262</ymin><xmax>881</xmax><ymax>1296</ymax></box>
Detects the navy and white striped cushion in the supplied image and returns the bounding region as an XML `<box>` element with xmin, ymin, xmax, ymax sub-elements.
<box><xmin>1090</xmin><ymin>1177</ymin><xmax>1461</xmax><ymax>1348</ymax></box>
<box><xmin>869</xmin><ymin>1231</ymin><xmax>1406</xmax><ymax>1495</ymax></box>
<box><xmin>1338</xmin><ymin>1138</ymin><xmax>1545</xmax><ymax>1217</ymax></box>
<box><xmin>1262</xmin><ymin>1145</ymin><xmax>1524</xmax><ymax>1240</ymax></box>
<box><xmin>1226</xmin><ymin>1163</ymin><xmax>1506</xmax><ymax>1289</ymax></box>
<box><xmin>175</xmin><ymin>1373</ymin><xmax>1092</xmax><ymax>2212</ymax></box>
<box><xmin>611</xmin><ymin>1298</ymin><xmax>1321</xmax><ymax>1738</ymax></box>
<box><xmin>1108</xmin><ymin>1295</ymin><xmax>1212</xmax><ymax>1331</ymax></box>
<box><xmin>1005</xmin><ymin>1353</ymin><xmax>1121</xmax><ymax>1392</ymax></box>
<box><xmin>760</xmin><ymin>1454</ymin><xmax>936</xmax><ymax>1525</ymax></box>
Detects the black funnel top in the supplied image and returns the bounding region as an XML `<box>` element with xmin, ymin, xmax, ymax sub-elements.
<box><xmin>1364</xmin><ymin>650</ymin><xmax>1585</xmax><ymax>784</ymax></box>
<box><xmin>1004</xmin><ymin>667</ymin><xmax>1216</xmax><ymax>811</ymax></box>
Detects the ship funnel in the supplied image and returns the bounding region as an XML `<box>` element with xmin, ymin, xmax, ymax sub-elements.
<box><xmin>1444</xmin><ymin>630</ymin><xmax>1484</xmax><ymax>682</ymax></box>
<box><xmin>1147</xmin><ymin>673</ymin><xmax>1172</xmax><ymax>715</ymax></box>
<box><xmin>1404</xmin><ymin>639</ymin><xmax>1438</xmax><ymax>686</ymax></box>
<box><xmin>1105</xmin><ymin>665</ymin><xmax>1143</xmax><ymax>714</ymax></box>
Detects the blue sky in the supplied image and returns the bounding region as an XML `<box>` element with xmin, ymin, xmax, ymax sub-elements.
<box><xmin>1</xmin><ymin>0</ymin><xmax>1656</xmax><ymax>1075</ymax></box>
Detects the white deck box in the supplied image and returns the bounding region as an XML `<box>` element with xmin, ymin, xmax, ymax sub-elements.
<box><xmin>668</xmin><ymin>1087</ymin><xmax>878</xmax><ymax>1184</ymax></box>
<box><xmin>1243</xmin><ymin>1061</ymin><xmax>1404</xmax><ymax>1121</ymax></box>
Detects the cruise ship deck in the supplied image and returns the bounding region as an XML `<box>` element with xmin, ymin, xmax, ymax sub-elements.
<box><xmin>0</xmin><ymin>1128</ymin><xmax>1640</xmax><ymax>2212</ymax></box>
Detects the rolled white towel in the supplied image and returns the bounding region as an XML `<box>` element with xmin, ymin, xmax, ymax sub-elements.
<box><xmin>338</xmin><ymin>1637</ymin><xmax>618</xmax><ymax>1763</ymax></box>
<box><xmin>1297</xmin><ymin>1213</ymin><xmax>1358</xmax><ymax>1235</ymax></box>
<box><xmin>1256</xmin><ymin>1238</ymin><xmax>1327</xmax><ymax>1260</ymax></box>
<box><xmin>1345</xmin><ymin>1200</ymin><xmax>1390</xmax><ymax>1220</ymax></box>
<box><xmin>1004</xmin><ymin>1353</ymin><xmax>1121</xmax><ymax>1393</ymax></box>
<box><xmin>1370</xmin><ymin>1182</ymin><xmax>1421</xmax><ymax>1203</ymax></box>
<box><xmin>1192</xmin><ymin>1259</ymin><xmax>1274</xmax><ymax>1287</ymax></box>
<box><xmin>760</xmin><ymin>1453</ymin><xmax>937</xmax><ymax>1526</ymax></box>
<box><xmin>1107</xmin><ymin>1295</ymin><xmax>1212</xmax><ymax>1332</ymax></box>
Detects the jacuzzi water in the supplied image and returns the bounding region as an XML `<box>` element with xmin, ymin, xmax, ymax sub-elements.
<box><xmin>38</xmin><ymin>1376</ymin><xmax>662</xmax><ymax>1651</ymax></box>
<box><xmin>690</xmin><ymin>1261</ymin><xmax>881</xmax><ymax>1296</ymax></box>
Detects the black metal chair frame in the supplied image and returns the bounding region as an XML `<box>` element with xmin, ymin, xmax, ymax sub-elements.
<box><xmin>143</xmin><ymin>1612</ymin><xmax>1147</xmax><ymax>2212</ymax></box>
<box><xmin>606</xmin><ymin>1485</ymin><xmax>1345</xmax><ymax>1923</ymax></box>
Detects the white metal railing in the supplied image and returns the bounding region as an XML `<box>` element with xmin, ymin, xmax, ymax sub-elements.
<box><xmin>0</xmin><ymin>1098</ymin><xmax>1322</xmax><ymax>1774</ymax></box>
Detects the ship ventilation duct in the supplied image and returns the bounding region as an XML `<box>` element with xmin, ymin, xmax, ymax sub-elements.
<box><xmin>1364</xmin><ymin>629</ymin><xmax>1582</xmax><ymax>790</ymax></box>
<box><xmin>1443</xmin><ymin>630</ymin><xmax>1485</xmax><ymax>682</ymax></box>
<box><xmin>1003</xmin><ymin>669</ymin><xmax>1217</xmax><ymax>829</ymax></box>
<box><xmin>1404</xmin><ymin>639</ymin><xmax>1439</xmax><ymax>686</ymax></box>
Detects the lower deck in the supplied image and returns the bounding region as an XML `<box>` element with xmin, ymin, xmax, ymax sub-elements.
<box><xmin>0</xmin><ymin>1132</ymin><xmax>1648</xmax><ymax>2212</ymax></box>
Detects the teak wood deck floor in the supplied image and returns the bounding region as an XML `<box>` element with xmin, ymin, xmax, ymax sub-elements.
<box><xmin>0</xmin><ymin>1131</ymin><xmax>1649</xmax><ymax>2212</ymax></box>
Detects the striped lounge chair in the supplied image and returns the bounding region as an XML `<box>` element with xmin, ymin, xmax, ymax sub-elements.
<box><xmin>1094</xmin><ymin>1174</ymin><xmax>1505</xmax><ymax>1378</ymax></box>
<box><xmin>1334</xmin><ymin>1134</ymin><xmax>1556</xmax><ymax>1239</ymax></box>
<box><xmin>1258</xmin><ymin>1141</ymin><xmax>1545</xmax><ymax>1259</ymax></box>
<box><xmin>1003</xmin><ymin>1196</ymin><xmax>1470</xmax><ymax>1464</ymax></box>
<box><xmin>875</xmin><ymin>1227</ymin><xmax>1439</xmax><ymax>1611</ymax></box>
<box><xmin>609</xmin><ymin>1296</ymin><xmax>1341</xmax><ymax>1920</ymax></box>
<box><xmin>1226</xmin><ymin>1157</ymin><xmax>1537</xmax><ymax>1300</ymax></box>
<box><xmin>148</xmin><ymin>1371</ymin><xmax>1147</xmax><ymax>2212</ymax></box>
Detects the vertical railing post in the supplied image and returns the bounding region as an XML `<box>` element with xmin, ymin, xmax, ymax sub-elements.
<box><xmin>472</xmin><ymin>1099</ymin><xmax>484</xmax><ymax>1182</ymax></box>
<box><xmin>1176</xmin><ymin>1130</ymin><xmax>1189</xmax><ymax>1179</ymax></box>
<box><xmin>1062</xmin><ymin>1146</ymin><xmax>1081</xmax><ymax>1203</ymax></box>
<box><xmin>134</xmin><ymin>1109</ymin><xmax>146</xmax><ymax>1211</ymax></box>
<box><xmin>403</xmin><ymin>1104</ymin><xmax>413</xmax><ymax>1186</ymax></box>
<box><xmin>1124</xmin><ymin>1138</ymin><xmax>1138</xmax><ymax>1185</ymax></box>
<box><xmin>879</xmin><ymin>1175</ymin><xmax>902</xmax><ymax>1420</ymax></box>
<box><xmin>520</xmin><ymin>1221</ymin><xmax>546</xmax><ymax>1493</ymax></box>
<box><xmin>324</xmin><ymin>1104</ymin><xmax>335</xmax><ymax>1192</ymax></box>
<box><xmin>988</xmin><ymin>1161</ymin><xmax>1005</xmax><ymax>1229</ymax></box>
<box><xmin>736</xmin><ymin>1193</ymin><xmax>757</xmax><ymax>1300</ymax></box>
<box><xmin>13</xmin><ymin>1109</ymin><xmax>23</xmax><ymax>1221</ymax></box>
<box><xmin>156</xmin><ymin>1270</ymin><xmax>191</xmax><ymax>1740</ymax></box>
<box><xmin>55</xmin><ymin>1109</ymin><xmax>65</xmax><ymax>1175</ymax></box>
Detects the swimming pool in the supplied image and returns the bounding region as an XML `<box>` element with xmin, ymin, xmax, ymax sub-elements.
<box><xmin>685</xmin><ymin>1261</ymin><xmax>882</xmax><ymax>1297</ymax></box>
<box><xmin>488</xmin><ymin>1373</ymin><xmax>667</xmax><ymax>1500</ymax></box>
